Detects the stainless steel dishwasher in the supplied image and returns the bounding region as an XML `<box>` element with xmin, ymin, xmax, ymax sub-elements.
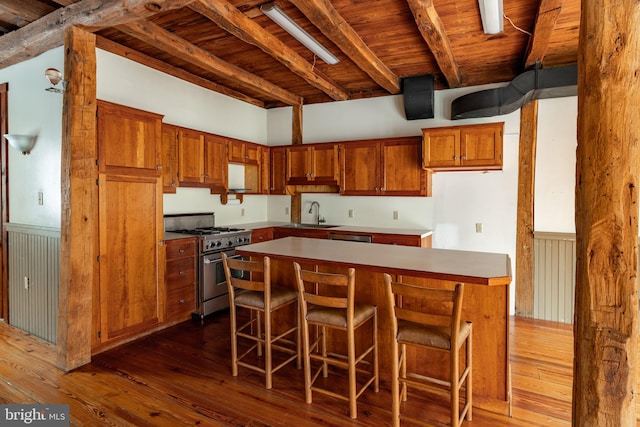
<box><xmin>328</xmin><ymin>232</ymin><xmax>372</xmax><ymax>243</ymax></box>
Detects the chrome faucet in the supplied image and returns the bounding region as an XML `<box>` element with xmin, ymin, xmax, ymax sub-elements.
<box><xmin>308</xmin><ymin>201</ymin><xmax>325</xmax><ymax>224</ymax></box>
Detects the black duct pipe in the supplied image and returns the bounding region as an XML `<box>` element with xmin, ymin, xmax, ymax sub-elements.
<box><xmin>450</xmin><ymin>64</ymin><xmax>577</xmax><ymax>120</ymax></box>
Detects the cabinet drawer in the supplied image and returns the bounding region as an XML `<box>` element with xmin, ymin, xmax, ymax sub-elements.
<box><xmin>166</xmin><ymin>240</ymin><xmax>196</xmax><ymax>259</ymax></box>
<box><xmin>167</xmin><ymin>286</ymin><xmax>196</xmax><ymax>319</ymax></box>
<box><xmin>167</xmin><ymin>258</ymin><xmax>196</xmax><ymax>288</ymax></box>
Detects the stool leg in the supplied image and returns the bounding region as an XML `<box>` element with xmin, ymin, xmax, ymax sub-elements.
<box><xmin>265</xmin><ymin>308</ymin><xmax>272</xmax><ymax>390</ymax></box>
<box><xmin>373</xmin><ymin>308</ymin><xmax>379</xmax><ymax>392</ymax></box>
<box><xmin>301</xmin><ymin>314</ymin><xmax>312</xmax><ymax>404</ymax></box>
<box><xmin>321</xmin><ymin>326</ymin><xmax>328</xmax><ymax>378</ymax></box>
<box><xmin>466</xmin><ymin>328</ymin><xmax>473</xmax><ymax>421</ymax></box>
<box><xmin>451</xmin><ymin>345</ymin><xmax>460</xmax><ymax>427</ymax></box>
<box><xmin>391</xmin><ymin>335</ymin><xmax>400</xmax><ymax>427</ymax></box>
<box><xmin>348</xmin><ymin>326</ymin><xmax>357</xmax><ymax>419</ymax></box>
<box><xmin>400</xmin><ymin>343</ymin><xmax>407</xmax><ymax>402</ymax></box>
<box><xmin>296</xmin><ymin>300</ymin><xmax>302</xmax><ymax>369</ymax></box>
<box><xmin>230</xmin><ymin>302</ymin><xmax>238</xmax><ymax>377</ymax></box>
<box><xmin>256</xmin><ymin>311</ymin><xmax>263</xmax><ymax>357</ymax></box>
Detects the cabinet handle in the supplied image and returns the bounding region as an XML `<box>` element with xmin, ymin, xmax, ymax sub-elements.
<box><xmin>453</xmin><ymin>156</ymin><xmax>458</xmax><ymax>160</ymax></box>
<box><xmin>179</xmin><ymin>249</ymin><xmax>185</xmax><ymax>253</ymax></box>
<box><xmin>179</xmin><ymin>299</ymin><xmax>185</xmax><ymax>304</ymax></box>
<box><xmin>461</xmin><ymin>156</ymin><xmax>466</xmax><ymax>160</ymax></box>
<box><xmin>179</xmin><ymin>271</ymin><xmax>185</xmax><ymax>275</ymax></box>
<box><xmin>157</xmin><ymin>164</ymin><xmax>163</xmax><ymax>170</ymax></box>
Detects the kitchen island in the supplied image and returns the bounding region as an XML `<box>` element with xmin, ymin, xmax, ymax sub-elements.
<box><xmin>237</xmin><ymin>237</ymin><xmax>512</xmax><ymax>415</ymax></box>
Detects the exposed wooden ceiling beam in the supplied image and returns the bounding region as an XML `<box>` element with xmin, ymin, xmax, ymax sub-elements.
<box><xmin>0</xmin><ymin>0</ymin><xmax>55</xmax><ymax>24</ymax></box>
<box><xmin>190</xmin><ymin>0</ymin><xmax>348</xmax><ymax>101</ymax></box>
<box><xmin>524</xmin><ymin>0</ymin><xmax>564</xmax><ymax>69</ymax></box>
<box><xmin>0</xmin><ymin>0</ymin><xmax>197</xmax><ymax>69</ymax></box>
<box><xmin>406</xmin><ymin>0</ymin><xmax>461</xmax><ymax>88</ymax></box>
<box><xmin>96</xmin><ymin>36</ymin><xmax>266</xmax><ymax>108</ymax></box>
<box><xmin>119</xmin><ymin>19</ymin><xmax>302</xmax><ymax>106</ymax></box>
<box><xmin>291</xmin><ymin>0</ymin><xmax>401</xmax><ymax>95</ymax></box>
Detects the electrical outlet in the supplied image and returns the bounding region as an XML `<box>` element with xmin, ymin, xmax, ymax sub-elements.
<box><xmin>38</xmin><ymin>192</ymin><xmax>43</xmax><ymax>205</ymax></box>
<box><xmin>285</xmin><ymin>207</ymin><xmax>289</xmax><ymax>215</ymax></box>
<box><xmin>348</xmin><ymin>209</ymin><xmax>354</xmax><ymax>218</ymax></box>
<box><xmin>240</xmin><ymin>208</ymin><xmax>245</xmax><ymax>216</ymax></box>
<box><xmin>393</xmin><ymin>211</ymin><xmax>399</xmax><ymax>220</ymax></box>
<box><xmin>24</xmin><ymin>277</ymin><xmax>29</xmax><ymax>290</ymax></box>
<box><xmin>476</xmin><ymin>223</ymin><xmax>483</xmax><ymax>233</ymax></box>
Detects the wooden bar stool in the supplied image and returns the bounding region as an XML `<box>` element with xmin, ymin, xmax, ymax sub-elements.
<box><xmin>222</xmin><ymin>253</ymin><xmax>300</xmax><ymax>390</ymax></box>
<box><xmin>293</xmin><ymin>263</ymin><xmax>379</xmax><ymax>419</ymax></box>
<box><xmin>383</xmin><ymin>274</ymin><xmax>472</xmax><ymax>427</ymax></box>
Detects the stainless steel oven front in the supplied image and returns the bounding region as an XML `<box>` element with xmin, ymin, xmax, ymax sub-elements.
<box><xmin>198</xmin><ymin>249</ymin><xmax>246</xmax><ymax>318</ymax></box>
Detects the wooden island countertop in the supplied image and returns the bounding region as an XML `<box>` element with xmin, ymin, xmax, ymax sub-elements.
<box><xmin>237</xmin><ymin>237</ymin><xmax>513</xmax><ymax>415</ymax></box>
<box><xmin>237</xmin><ymin>237</ymin><xmax>511</xmax><ymax>286</ymax></box>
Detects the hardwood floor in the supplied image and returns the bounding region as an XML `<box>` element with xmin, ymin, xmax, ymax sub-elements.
<box><xmin>0</xmin><ymin>314</ymin><xmax>602</xmax><ymax>426</ymax></box>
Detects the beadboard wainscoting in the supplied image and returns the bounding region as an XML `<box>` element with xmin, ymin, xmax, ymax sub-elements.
<box><xmin>533</xmin><ymin>232</ymin><xmax>576</xmax><ymax>324</ymax></box>
<box><xmin>7</xmin><ymin>223</ymin><xmax>60</xmax><ymax>343</ymax></box>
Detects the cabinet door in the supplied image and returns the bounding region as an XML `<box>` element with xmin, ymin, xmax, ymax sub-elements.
<box><xmin>311</xmin><ymin>144</ymin><xmax>339</xmax><ymax>184</ymax></box>
<box><xmin>422</xmin><ymin>128</ymin><xmax>460</xmax><ymax>169</ymax></box>
<box><xmin>340</xmin><ymin>141</ymin><xmax>380</xmax><ymax>195</ymax></box>
<box><xmin>460</xmin><ymin>122</ymin><xmax>503</xmax><ymax>169</ymax></box>
<box><xmin>245</xmin><ymin>142</ymin><xmax>260</xmax><ymax>165</ymax></box>
<box><xmin>161</xmin><ymin>124</ymin><xmax>179</xmax><ymax>193</ymax></box>
<box><xmin>227</xmin><ymin>139</ymin><xmax>245</xmax><ymax>163</ymax></box>
<box><xmin>97</xmin><ymin>100</ymin><xmax>162</xmax><ymax>177</ymax></box>
<box><xmin>98</xmin><ymin>174</ymin><xmax>164</xmax><ymax>343</ymax></box>
<box><xmin>286</xmin><ymin>145</ymin><xmax>311</xmax><ymax>184</ymax></box>
<box><xmin>381</xmin><ymin>138</ymin><xmax>428</xmax><ymax>196</ymax></box>
<box><xmin>270</xmin><ymin>146</ymin><xmax>287</xmax><ymax>194</ymax></box>
<box><xmin>203</xmin><ymin>134</ymin><xmax>228</xmax><ymax>190</ymax></box>
<box><xmin>178</xmin><ymin>129</ymin><xmax>204</xmax><ymax>184</ymax></box>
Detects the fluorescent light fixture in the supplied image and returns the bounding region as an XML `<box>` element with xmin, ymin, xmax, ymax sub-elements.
<box><xmin>260</xmin><ymin>2</ymin><xmax>339</xmax><ymax>65</ymax></box>
<box><xmin>478</xmin><ymin>0</ymin><xmax>504</xmax><ymax>34</ymax></box>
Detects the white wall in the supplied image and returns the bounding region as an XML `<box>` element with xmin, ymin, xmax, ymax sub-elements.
<box><xmin>535</xmin><ymin>97</ymin><xmax>577</xmax><ymax>233</ymax></box>
<box><xmin>0</xmin><ymin>47</ymin><xmax>64</xmax><ymax>228</ymax></box>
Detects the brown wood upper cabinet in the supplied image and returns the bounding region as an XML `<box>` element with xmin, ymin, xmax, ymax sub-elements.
<box><xmin>340</xmin><ymin>137</ymin><xmax>430</xmax><ymax>196</ymax></box>
<box><xmin>228</xmin><ymin>139</ymin><xmax>260</xmax><ymax>165</ymax></box>
<box><xmin>177</xmin><ymin>128</ymin><xmax>228</xmax><ymax>192</ymax></box>
<box><xmin>161</xmin><ymin>124</ymin><xmax>179</xmax><ymax>193</ymax></box>
<box><xmin>286</xmin><ymin>143</ymin><xmax>339</xmax><ymax>185</ymax></box>
<box><xmin>97</xmin><ymin>100</ymin><xmax>163</xmax><ymax>177</ymax></box>
<box><xmin>269</xmin><ymin>146</ymin><xmax>287</xmax><ymax>194</ymax></box>
<box><xmin>422</xmin><ymin>122</ymin><xmax>504</xmax><ymax>171</ymax></box>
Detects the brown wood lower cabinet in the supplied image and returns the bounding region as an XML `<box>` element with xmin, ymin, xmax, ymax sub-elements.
<box><xmin>165</xmin><ymin>238</ymin><xmax>197</xmax><ymax>323</ymax></box>
<box><xmin>251</xmin><ymin>227</ymin><xmax>274</xmax><ymax>243</ymax></box>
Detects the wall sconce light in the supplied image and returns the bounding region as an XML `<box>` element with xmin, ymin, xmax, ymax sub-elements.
<box><xmin>45</xmin><ymin>68</ymin><xmax>67</xmax><ymax>93</ymax></box>
<box><xmin>3</xmin><ymin>134</ymin><xmax>37</xmax><ymax>155</ymax></box>
<box><xmin>478</xmin><ymin>0</ymin><xmax>504</xmax><ymax>34</ymax></box>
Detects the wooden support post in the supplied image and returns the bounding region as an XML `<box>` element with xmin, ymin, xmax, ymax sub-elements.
<box><xmin>290</xmin><ymin>104</ymin><xmax>302</xmax><ymax>224</ymax></box>
<box><xmin>0</xmin><ymin>83</ymin><xmax>7</xmax><ymax>321</ymax></box>
<box><xmin>515</xmin><ymin>100</ymin><xmax>537</xmax><ymax>317</ymax></box>
<box><xmin>573</xmin><ymin>0</ymin><xmax>639</xmax><ymax>424</ymax></box>
<box><xmin>57</xmin><ymin>26</ymin><xmax>97</xmax><ymax>371</ymax></box>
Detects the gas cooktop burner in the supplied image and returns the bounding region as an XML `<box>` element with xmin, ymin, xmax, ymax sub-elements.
<box><xmin>174</xmin><ymin>227</ymin><xmax>246</xmax><ymax>236</ymax></box>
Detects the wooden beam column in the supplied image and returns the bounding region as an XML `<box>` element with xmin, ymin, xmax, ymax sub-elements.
<box><xmin>290</xmin><ymin>104</ymin><xmax>302</xmax><ymax>223</ymax></box>
<box><xmin>515</xmin><ymin>100</ymin><xmax>537</xmax><ymax>317</ymax></box>
<box><xmin>57</xmin><ymin>26</ymin><xmax>97</xmax><ymax>371</ymax></box>
<box><xmin>573</xmin><ymin>0</ymin><xmax>640</xmax><ymax>424</ymax></box>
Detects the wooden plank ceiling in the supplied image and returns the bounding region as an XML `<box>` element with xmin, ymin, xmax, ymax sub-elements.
<box><xmin>0</xmin><ymin>0</ymin><xmax>579</xmax><ymax>109</ymax></box>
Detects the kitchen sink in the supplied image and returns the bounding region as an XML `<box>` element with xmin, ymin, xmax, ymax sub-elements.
<box><xmin>283</xmin><ymin>223</ymin><xmax>338</xmax><ymax>229</ymax></box>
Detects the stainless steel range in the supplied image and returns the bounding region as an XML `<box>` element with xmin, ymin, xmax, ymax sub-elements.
<box><xmin>164</xmin><ymin>213</ymin><xmax>251</xmax><ymax>318</ymax></box>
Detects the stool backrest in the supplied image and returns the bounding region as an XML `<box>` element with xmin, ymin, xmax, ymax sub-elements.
<box><xmin>222</xmin><ymin>253</ymin><xmax>270</xmax><ymax>297</ymax></box>
<box><xmin>293</xmin><ymin>263</ymin><xmax>355</xmax><ymax>311</ymax></box>
<box><xmin>383</xmin><ymin>274</ymin><xmax>465</xmax><ymax>344</ymax></box>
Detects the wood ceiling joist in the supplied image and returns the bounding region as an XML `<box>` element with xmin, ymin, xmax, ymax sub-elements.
<box><xmin>0</xmin><ymin>0</ymin><xmax>55</xmax><ymax>24</ymax></box>
<box><xmin>119</xmin><ymin>19</ymin><xmax>302</xmax><ymax>106</ymax></box>
<box><xmin>291</xmin><ymin>0</ymin><xmax>401</xmax><ymax>95</ymax></box>
<box><xmin>406</xmin><ymin>0</ymin><xmax>461</xmax><ymax>88</ymax></box>
<box><xmin>190</xmin><ymin>0</ymin><xmax>349</xmax><ymax>101</ymax></box>
<box><xmin>0</xmin><ymin>0</ymin><xmax>197</xmax><ymax>69</ymax></box>
<box><xmin>96</xmin><ymin>36</ymin><xmax>266</xmax><ymax>108</ymax></box>
<box><xmin>524</xmin><ymin>0</ymin><xmax>564</xmax><ymax>68</ymax></box>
